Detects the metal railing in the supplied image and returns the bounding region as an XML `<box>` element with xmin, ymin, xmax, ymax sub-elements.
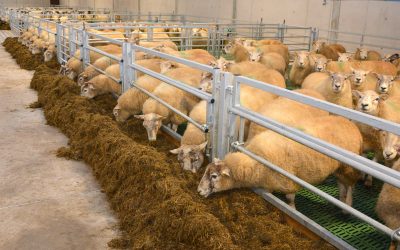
<box><xmin>5</xmin><ymin>7</ymin><xmax>400</xmax><ymax>249</ymax></box>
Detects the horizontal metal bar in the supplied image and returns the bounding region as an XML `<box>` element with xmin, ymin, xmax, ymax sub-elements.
<box><xmin>83</xmin><ymin>62</ymin><xmax>120</xmax><ymax>83</ymax></box>
<box><xmin>85</xmin><ymin>45</ymin><xmax>121</xmax><ymax>62</ymax></box>
<box><xmin>235</xmin><ymin>76</ymin><xmax>400</xmax><ymax>135</ymax></box>
<box><xmin>133</xmin><ymin>84</ymin><xmax>207</xmax><ymax>132</ymax></box>
<box><xmin>254</xmin><ymin>189</ymin><xmax>356</xmax><ymax>250</ymax></box>
<box><xmin>132</xmin><ymin>44</ymin><xmax>214</xmax><ymax>73</ymax></box>
<box><xmin>160</xmin><ymin>125</ymin><xmax>182</xmax><ymax>141</ymax></box>
<box><xmin>233</xmin><ymin>144</ymin><xmax>399</xmax><ymax>242</ymax></box>
<box><xmin>319</xmin><ymin>28</ymin><xmax>400</xmax><ymax>42</ymax></box>
<box><xmin>129</xmin><ymin>63</ymin><xmax>213</xmax><ymax>101</ymax></box>
<box><xmin>230</xmin><ymin>105</ymin><xmax>400</xmax><ymax>187</ymax></box>
<box><xmin>86</xmin><ymin>32</ymin><xmax>124</xmax><ymax>45</ymax></box>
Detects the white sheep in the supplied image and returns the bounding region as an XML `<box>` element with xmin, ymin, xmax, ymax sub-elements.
<box><xmin>113</xmin><ymin>75</ymin><xmax>162</xmax><ymax>122</ymax></box>
<box><xmin>170</xmin><ymin>100</ymin><xmax>208</xmax><ymax>173</ymax></box>
<box><xmin>247</xmin><ymin>48</ymin><xmax>286</xmax><ymax>76</ymax></box>
<box><xmin>247</xmin><ymin>89</ymin><xmax>329</xmax><ymax>140</ymax></box>
<box><xmin>375</xmin><ymin>159</ymin><xmax>400</xmax><ymax>230</ymax></box>
<box><xmin>354</xmin><ymin>47</ymin><xmax>382</xmax><ymax>61</ymax></box>
<box><xmin>289</xmin><ymin>51</ymin><xmax>312</xmax><ymax>86</ymax></box>
<box><xmin>338</xmin><ymin>52</ymin><xmax>354</xmax><ymax>62</ymax></box>
<box><xmin>374</xmin><ymin>74</ymin><xmax>400</xmax><ymax>97</ymax></box>
<box><xmin>136</xmin><ymin>68</ymin><xmax>203</xmax><ymax>141</ymax></box>
<box><xmin>353</xmin><ymin>90</ymin><xmax>400</xmax><ymax>185</ymax></box>
<box><xmin>81</xmin><ymin>74</ymin><xmax>121</xmax><ymax>98</ymax></box>
<box><xmin>198</xmin><ymin>116</ymin><xmax>362</xmax><ymax>210</ymax></box>
<box><xmin>309</xmin><ymin>53</ymin><xmax>330</xmax><ymax>72</ymax></box>
<box><xmin>302</xmin><ymin>72</ymin><xmax>353</xmax><ymax>108</ymax></box>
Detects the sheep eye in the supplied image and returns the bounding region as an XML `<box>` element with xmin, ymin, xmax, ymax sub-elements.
<box><xmin>374</xmin><ymin>98</ymin><xmax>379</xmax><ymax>101</ymax></box>
<box><xmin>210</xmin><ymin>173</ymin><xmax>218</xmax><ymax>179</ymax></box>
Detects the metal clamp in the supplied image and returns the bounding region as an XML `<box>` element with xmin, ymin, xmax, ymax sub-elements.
<box><xmin>392</xmin><ymin>227</ymin><xmax>400</xmax><ymax>242</ymax></box>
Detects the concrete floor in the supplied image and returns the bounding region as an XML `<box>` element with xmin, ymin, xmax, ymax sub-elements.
<box><xmin>0</xmin><ymin>32</ymin><xmax>118</xmax><ymax>250</ymax></box>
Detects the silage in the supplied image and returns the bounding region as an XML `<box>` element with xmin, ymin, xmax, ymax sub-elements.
<box><xmin>0</xmin><ymin>21</ymin><xmax>10</xmax><ymax>30</ymax></box>
<box><xmin>5</xmin><ymin>39</ymin><xmax>334</xmax><ymax>250</ymax></box>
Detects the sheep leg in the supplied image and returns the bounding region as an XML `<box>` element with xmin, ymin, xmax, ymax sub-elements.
<box><xmin>172</xmin><ymin>124</ymin><xmax>178</xmax><ymax>132</ymax></box>
<box><xmin>345</xmin><ymin>185</ymin><xmax>353</xmax><ymax>208</ymax></box>
<box><xmin>364</xmin><ymin>156</ymin><xmax>377</xmax><ymax>187</ymax></box>
<box><xmin>338</xmin><ymin>182</ymin><xmax>346</xmax><ymax>203</ymax></box>
<box><xmin>285</xmin><ymin>193</ymin><xmax>296</xmax><ymax>209</ymax></box>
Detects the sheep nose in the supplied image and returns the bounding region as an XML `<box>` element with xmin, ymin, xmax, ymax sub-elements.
<box><xmin>334</xmin><ymin>84</ymin><xmax>340</xmax><ymax>88</ymax></box>
<box><xmin>317</xmin><ymin>67</ymin><xmax>322</xmax><ymax>71</ymax></box>
<box><xmin>385</xmin><ymin>152</ymin><xmax>393</xmax><ymax>157</ymax></box>
<box><xmin>361</xmin><ymin>103</ymin><xmax>369</xmax><ymax>108</ymax></box>
<box><xmin>356</xmin><ymin>78</ymin><xmax>361</xmax><ymax>82</ymax></box>
<box><xmin>381</xmin><ymin>87</ymin><xmax>387</xmax><ymax>91</ymax></box>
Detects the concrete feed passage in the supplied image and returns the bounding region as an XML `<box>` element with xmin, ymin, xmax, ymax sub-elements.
<box><xmin>0</xmin><ymin>32</ymin><xmax>118</xmax><ymax>249</ymax></box>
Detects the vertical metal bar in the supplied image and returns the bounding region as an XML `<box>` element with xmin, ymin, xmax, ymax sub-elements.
<box><xmin>207</xmin><ymin>68</ymin><xmax>220</xmax><ymax>160</ymax></box>
<box><xmin>216</xmin><ymin>72</ymin><xmax>233</xmax><ymax>159</ymax></box>
<box><xmin>122</xmin><ymin>42</ymin><xmax>132</xmax><ymax>93</ymax></box>
<box><xmin>82</xmin><ymin>30</ymin><xmax>89</xmax><ymax>72</ymax></box>
<box><xmin>56</xmin><ymin>23</ymin><xmax>62</xmax><ymax>64</ymax></box>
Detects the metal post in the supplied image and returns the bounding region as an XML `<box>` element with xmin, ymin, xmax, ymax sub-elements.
<box><xmin>147</xmin><ymin>26</ymin><xmax>153</xmax><ymax>41</ymax></box>
<box><xmin>122</xmin><ymin>42</ymin><xmax>133</xmax><ymax>93</ymax></box>
<box><xmin>216</xmin><ymin>72</ymin><xmax>234</xmax><ymax>159</ymax></box>
<box><xmin>56</xmin><ymin>23</ymin><xmax>62</xmax><ymax>64</ymax></box>
<box><xmin>82</xmin><ymin>31</ymin><xmax>89</xmax><ymax>72</ymax></box>
<box><xmin>206</xmin><ymin>68</ymin><xmax>220</xmax><ymax>160</ymax></box>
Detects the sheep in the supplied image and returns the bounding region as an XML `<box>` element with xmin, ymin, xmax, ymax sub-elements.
<box><xmin>44</xmin><ymin>44</ymin><xmax>56</xmax><ymax>62</ymax></box>
<box><xmin>354</xmin><ymin>47</ymin><xmax>382</xmax><ymax>61</ymax></box>
<box><xmin>302</xmin><ymin>72</ymin><xmax>353</xmax><ymax>108</ymax></box>
<box><xmin>289</xmin><ymin>51</ymin><xmax>313</xmax><ymax>86</ymax></box>
<box><xmin>77</xmin><ymin>55</ymin><xmax>120</xmax><ymax>85</ymax></box>
<box><xmin>135</xmin><ymin>68</ymin><xmax>203</xmax><ymax>141</ymax></box>
<box><xmin>243</xmin><ymin>39</ymin><xmax>282</xmax><ymax>47</ymax></box>
<box><xmin>248</xmin><ymin>49</ymin><xmax>286</xmax><ymax>76</ymax></box>
<box><xmin>338</xmin><ymin>52</ymin><xmax>354</xmax><ymax>62</ymax></box>
<box><xmin>375</xmin><ymin>159</ymin><xmax>400</xmax><ymax>230</ymax></box>
<box><xmin>129</xmin><ymin>36</ymin><xmax>178</xmax><ymax>51</ymax></box>
<box><xmin>352</xmin><ymin>90</ymin><xmax>400</xmax><ymax>185</ymax></box>
<box><xmin>155</xmin><ymin>46</ymin><xmax>215</xmax><ymax>65</ymax></box>
<box><xmin>326</xmin><ymin>61</ymin><xmax>397</xmax><ymax>76</ymax></box>
<box><xmin>198</xmin><ymin>115</ymin><xmax>362</xmax><ymax>210</ymax></box>
<box><xmin>80</xmin><ymin>74</ymin><xmax>121</xmax><ymax>99</ymax></box>
<box><xmin>379</xmin><ymin>131</ymin><xmax>399</xmax><ymax>163</ymax></box>
<box><xmin>374</xmin><ymin>74</ymin><xmax>400</xmax><ymax>97</ymax></box>
<box><xmin>170</xmin><ymin>100</ymin><xmax>208</xmax><ymax>173</ymax></box>
<box><xmin>254</xmin><ymin>44</ymin><xmax>289</xmax><ymax>65</ymax></box>
<box><xmin>113</xmin><ymin>75</ymin><xmax>162</xmax><ymax>122</ymax></box>
<box><xmin>224</xmin><ymin>40</ymin><xmax>249</xmax><ymax>62</ymax></box>
<box><xmin>349</xmin><ymin>68</ymin><xmax>376</xmax><ymax>91</ymax></box>
<box><xmin>247</xmin><ymin>89</ymin><xmax>329</xmax><ymax>139</ymax></box>
<box><xmin>312</xmin><ymin>40</ymin><xmax>344</xmax><ymax>61</ymax></box>
<box><xmin>64</xmin><ymin>44</ymin><xmax>123</xmax><ymax>80</ymax></box>
<box><xmin>309</xmin><ymin>53</ymin><xmax>330</xmax><ymax>72</ymax></box>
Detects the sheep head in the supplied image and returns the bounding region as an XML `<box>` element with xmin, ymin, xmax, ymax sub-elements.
<box><xmin>352</xmin><ymin>90</ymin><xmax>385</xmax><ymax>115</ymax></box>
<box><xmin>170</xmin><ymin>141</ymin><xmax>207</xmax><ymax>173</ymax></box>
<box><xmin>295</xmin><ymin>51</ymin><xmax>310</xmax><ymax>68</ymax></box>
<box><xmin>310</xmin><ymin>55</ymin><xmax>330</xmax><ymax>72</ymax></box>
<box><xmin>248</xmin><ymin>49</ymin><xmax>262</xmax><ymax>62</ymax></box>
<box><xmin>31</xmin><ymin>45</ymin><xmax>42</xmax><ymax>55</ymax></box>
<box><xmin>160</xmin><ymin>61</ymin><xmax>178</xmax><ymax>74</ymax></box>
<box><xmin>77</xmin><ymin>73</ymin><xmax>88</xmax><ymax>86</ymax></box>
<box><xmin>199</xmin><ymin>72</ymin><xmax>213</xmax><ymax>93</ymax></box>
<box><xmin>44</xmin><ymin>49</ymin><xmax>54</xmax><ymax>62</ymax></box>
<box><xmin>350</xmin><ymin>67</ymin><xmax>370</xmax><ymax>86</ymax></box>
<box><xmin>134</xmin><ymin>113</ymin><xmax>165</xmax><ymax>141</ymax></box>
<box><xmin>380</xmin><ymin>131</ymin><xmax>400</xmax><ymax>161</ymax></box>
<box><xmin>312</xmin><ymin>40</ymin><xmax>325</xmax><ymax>53</ymax></box>
<box><xmin>113</xmin><ymin>104</ymin><xmax>131</xmax><ymax>123</ymax></box>
<box><xmin>358</xmin><ymin>48</ymin><xmax>368</xmax><ymax>60</ymax></box>
<box><xmin>329</xmin><ymin>72</ymin><xmax>349</xmax><ymax>93</ymax></box>
<box><xmin>338</xmin><ymin>53</ymin><xmax>353</xmax><ymax>62</ymax></box>
<box><xmin>375</xmin><ymin>74</ymin><xmax>396</xmax><ymax>94</ymax></box>
<box><xmin>198</xmin><ymin>158</ymin><xmax>233</xmax><ymax>198</ymax></box>
<box><xmin>80</xmin><ymin>82</ymin><xmax>97</xmax><ymax>99</ymax></box>
<box><xmin>65</xmin><ymin>67</ymin><xmax>78</xmax><ymax>80</ymax></box>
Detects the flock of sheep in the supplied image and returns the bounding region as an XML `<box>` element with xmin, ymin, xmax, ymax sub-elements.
<box><xmin>18</xmin><ymin>21</ymin><xmax>400</xmax><ymax>233</ymax></box>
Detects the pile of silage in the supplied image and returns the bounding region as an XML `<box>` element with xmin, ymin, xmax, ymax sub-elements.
<box><xmin>5</xmin><ymin>37</ymin><xmax>333</xmax><ymax>249</ymax></box>
<box><xmin>2</xmin><ymin>37</ymin><xmax>59</xmax><ymax>70</ymax></box>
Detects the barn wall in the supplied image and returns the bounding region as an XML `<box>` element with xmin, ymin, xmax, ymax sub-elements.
<box><xmin>1</xmin><ymin>0</ymin><xmax>50</xmax><ymax>7</ymax></box>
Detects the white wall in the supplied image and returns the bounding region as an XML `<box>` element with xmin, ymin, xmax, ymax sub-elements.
<box><xmin>1</xmin><ymin>0</ymin><xmax>50</xmax><ymax>7</ymax></box>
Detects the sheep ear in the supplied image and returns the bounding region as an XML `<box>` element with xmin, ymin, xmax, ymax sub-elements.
<box><xmin>220</xmin><ymin>167</ymin><xmax>231</xmax><ymax>177</ymax></box>
<box><xmin>394</xmin><ymin>144</ymin><xmax>400</xmax><ymax>153</ymax></box>
<box><xmin>88</xmin><ymin>84</ymin><xmax>95</xmax><ymax>90</ymax></box>
<box><xmin>352</xmin><ymin>90</ymin><xmax>363</xmax><ymax>99</ymax></box>
<box><xmin>198</xmin><ymin>141</ymin><xmax>208</xmax><ymax>151</ymax></box>
<box><xmin>134</xmin><ymin>114</ymin><xmax>145</xmax><ymax>120</ymax></box>
<box><xmin>170</xmin><ymin>147</ymin><xmax>181</xmax><ymax>154</ymax></box>
<box><xmin>155</xmin><ymin>114</ymin><xmax>165</xmax><ymax>120</ymax></box>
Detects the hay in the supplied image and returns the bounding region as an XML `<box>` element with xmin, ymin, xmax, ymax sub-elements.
<box><xmin>0</xmin><ymin>21</ymin><xmax>10</xmax><ymax>30</ymax></box>
<box><xmin>4</xmin><ymin>37</ymin><xmax>333</xmax><ymax>249</ymax></box>
<box><xmin>2</xmin><ymin>37</ymin><xmax>59</xmax><ymax>70</ymax></box>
